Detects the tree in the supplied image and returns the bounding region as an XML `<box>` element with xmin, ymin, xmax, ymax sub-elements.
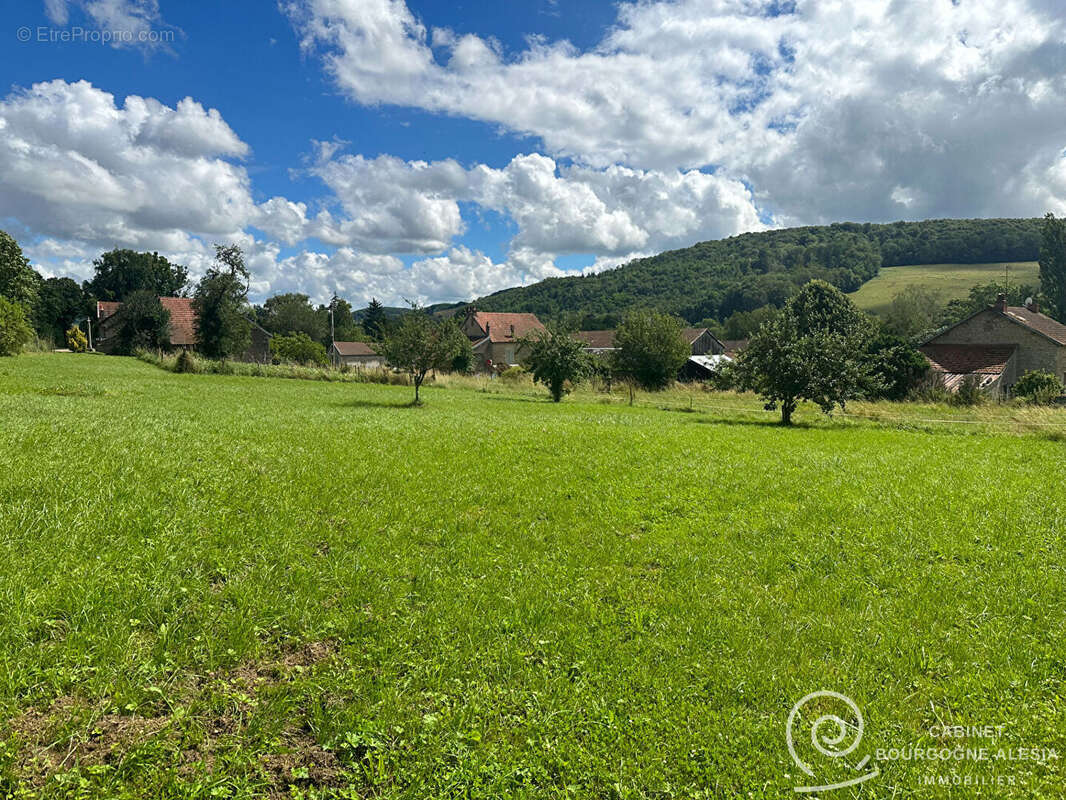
<box><xmin>270</xmin><ymin>332</ymin><xmax>329</xmax><ymax>366</ymax></box>
<box><xmin>382</xmin><ymin>310</ymin><xmax>467</xmax><ymax>403</ymax></box>
<box><xmin>192</xmin><ymin>244</ymin><xmax>251</xmax><ymax>360</ymax></box>
<box><xmin>328</xmin><ymin>297</ymin><xmax>363</xmax><ymax>342</ymax></box>
<box><xmin>362</xmin><ymin>298</ymin><xmax>388</xmax><ymax>341</ymax></box>
<box><xmin>259</xmin><ymin>293</ymin><xmax>329</xmax><ymax>342</ymax></box>
<box><xmin>865</xmin><ymin>332</ymin><xmax>929</xmax><ymax>400</ymax></box>
<box><xmin>938</xmin><ymin>281</ymin><xmax>1038</xmax><ymax>328</ymax></box>
<box><xmin>1012</xmin><ymin>370</ymin><xmax>1065</xmax><ymax>405</ymax></box>
<box><xmin>110</xmin><ymin>290</ymin><xmax>171</xmax><ymax>354</ymax></box>
<box><xmin>612</xmin><ymin>310</ymin><xmax>691</xmax><ymax>391</ymax></box>
<box><xmin>732</xmin><ymin>280</ymin><xmax>873</xmax><ymax>424</ymax></box>
<box><xmin>0</xmin><ymin>296</ymin><xmax>35</xmax><ymax>356</ymax></box>
<box><xmin>84</xmin><ymin>249</ymin><xmax>188</xmax><ymax>301</ymax></box>
<box><xmin>33</xmin><ymin>277</ymin><xmax>87</xmax><ymax>343</ymax></box>
<box><xmin>0</xmin><ymin>230</ymin><xmax>41</xmax><ymax>310</ymax></box>
<box><xmin>1040</xmin><ymin>213</ymin><xmax>1066</xmax><ymax>321</ymax></box>
<box><xmin>521</xmin><ymin>326</ymin><xmax>589</xmax><ymax>402</ymax></box>
<box><xmin>883</xmin><ymin>285</ymin><xmax>942</xmax><ymax>339</ymax></box>
<box><xmin>66</xmin><ymin>326</ymin><xmax>88</xmax><ymax>353</ymax></box>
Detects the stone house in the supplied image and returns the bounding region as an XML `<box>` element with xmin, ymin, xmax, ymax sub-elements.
<box><xmin>462</xmin><ymin>311</ymin><xmax>546</xmax><ymax>371</ymax></box>
<box><xmin>920</xmin><ymin>295</ymin><xmax>1066</xmax><ymax>394</ymax></box>
<box><xmin>329</xmin><ymin>341</ymin><xmax>384</xmax><ymax>369</ymax></box>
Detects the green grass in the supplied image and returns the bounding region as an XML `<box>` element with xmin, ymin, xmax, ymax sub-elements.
<box><xmin>849</xmin><ymin>262</ymin><xmax>1040</xmax><ymax>314</ymax></box>
<box><xmin>2</xmin><ymin>354</ymin><xmax>1065</xmax><ymax>798</ymax></box>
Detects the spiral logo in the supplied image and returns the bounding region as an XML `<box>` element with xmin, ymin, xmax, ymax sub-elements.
<box><xmin>786</xmin><ymin>690</ymin><xmax>879</xmax><ymax>793</ymax></box>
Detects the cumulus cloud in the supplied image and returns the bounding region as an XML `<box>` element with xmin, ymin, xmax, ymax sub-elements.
<box><xmin>43</xmin><ymin>0</ymin><xmax>173</xmax><ymax>48</ymax></box>
<box><xmin>286</xmin><ymin>0</ymin><xmax>1066</xmax><ymax>222</ymax></box>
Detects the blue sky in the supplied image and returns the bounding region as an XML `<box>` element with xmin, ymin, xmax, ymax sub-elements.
<box><xmin>1</xmin><ymin>0</ymin><xmax>1065</xmax><ymax>305</ymax></box>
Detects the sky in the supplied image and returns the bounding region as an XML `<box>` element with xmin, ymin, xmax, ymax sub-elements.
<box><xmin>1</xmin><ymin>0</ymin><xmax>1065</xmax><ymax>307</ymax></box>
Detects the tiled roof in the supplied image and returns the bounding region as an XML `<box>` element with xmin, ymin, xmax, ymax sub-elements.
<box><xmin>919</xmin><ymin>344</ymin><xmax>1017</xmax><ymax>375</ymax></box>
<box><xmin>719</xmin><ymin>339</ymin><xmax>749</xmax><ymax>356</ymax></box>
<box><xmin>160</xmin><ymin>297</ymin><xmax>197</xmax><ymax>346</ymax></box>
<box><xmin>96</xmin><ymin>301</ymin><xmax>122</xmax><ymax>320</ymax></box>
<box><xmin>471</xmin><ymin>312</ymin><xmax>545</xmax><ymax>343</ymax></box>
<box><xmin>574</xmin><ymin>330</ymin><xmax>617</xmax><ymax>349</ymax></box>
<box><xmin>1002</xmin><ymin>306</ymin><xmax>1066</xmax><ymax>345</ymax></box>
<box><xmin>332</xmin><ymin>341</ymin><xmax>379</xmax><ymax>357</ymax></box>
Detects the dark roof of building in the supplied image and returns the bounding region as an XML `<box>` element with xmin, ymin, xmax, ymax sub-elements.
<box><xmin>469</xmin><ymin>312</ymin><xmax>545</xmax><ymax>343</ymax></box>
<box><xmin>574</xmin><ymin>330</ymin><xmax>617</xmax><ymax>349</ymax></box>
<box><xmin>719</xmin><ymin>339</ymin><xmax>749</xmax><ymax>355</ymax></box>
<box><xmin>919</xmin><ymin>344</ymin><xmax>1017</xmax><ymax>375</ymax></box>
<box><xmin>332</xmin><ymin>341</ymin><xmax>379</xmax><ymax>357</ymax></box>
<box><xmin>682</xmin><ymin>327</ymin><xmax>711</xmax><ymax>344</ymax></box>
<box><xmin>96</xmin><ymin>301</ymin><xmax>122</xmax><ymax>320</ymax></box>
<box><xmin>1002</xmin><ymin>306</ymin><xmax>1066</xmax><ymax>345</ymax></box>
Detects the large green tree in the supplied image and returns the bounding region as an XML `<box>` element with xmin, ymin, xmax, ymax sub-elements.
<box><xmin>732</xmin><ymin>280</ymin><xmax>873</xmax><ymax>424</ymax></box>
<box><xmin>0</xmin><ymin>296</ymin><xmax>35</xmax><ymax>356</ymax></box>
<box><xmin>259</xmin><ymin>293</ymin><xmax>328</xmax><ymax>342</ymax></box>
<box><xmin>521</xmin><ymin>326</ymin><xmax>589</xmax><ymax>402</ymax></box>
<box><xmin>327</xmin><ymin>296</ymin><xmax>363</xmax><ymax>342</ymax></box>
<box><xmin>1039</xmin><ymin>213</ymin><xmax>1066</xmax><ymax>321</ymax></box>
<box><xmin>33</xmin><ymin>277</ymin><xmax>87</xmax><ymax>343</ymax></box>
<box><xmin>612</xmin><ymin>310</ymin><xmax>691</xmax><ymax>391</ymax></box>
<box><xmin>0</xmin><ymin>231</ymin><xmax>41</xmax><ymax>309</ymax></box>
<box><xmin>110</xmin><ymin>290</ymin><xmax>171</xmax><ymax>355</ymax></box>
<box><xmin>192</xmin><ymin>245</ymin><xmax>251</xmax><ymax>360</ymax></box>
<box><xmin>362</xmin><ymin>298</ymin><xmax>388</xmax><ymax>341</ymax></box>
<box><xmin>381</xmin><ymin>311</ymin><xmax>467</xmax><ymax>403</ymax></box>
<box><xmin>84</xmin><ymin>249</ymin><xmax>188</xmax><ymax>301</ymax></box>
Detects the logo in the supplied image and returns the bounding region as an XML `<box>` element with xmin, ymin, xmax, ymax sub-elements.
<box><xmin>786</xmin><ymin>690</ymin><xmax>879</xmax><ymax>793</ymax></box>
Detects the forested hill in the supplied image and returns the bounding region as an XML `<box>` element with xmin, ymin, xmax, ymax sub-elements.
<box><xmin>473</xmin><ymin>218</ymin><xmax>1043</xmax><ymax>325</ymax></box>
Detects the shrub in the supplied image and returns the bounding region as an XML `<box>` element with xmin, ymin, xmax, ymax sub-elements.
<box><xmin>66</xmin><ymin>326</ymin><xmax>88</xmax><ymax>352</ymax></box>
<box><xmin>908</xmin><ymin>372</ymin><xmax>950</xmax><ymax>404</ymax></box>
<box><xmin>1012</xmin><ymin>370</ymin><xmax>1065</xmax><ymax>405</ymax></box>
<box><xmin>270</xmin><ymin>332</ymin><xmax>329</xmax><ymax>366</ymax></box>
<box><xmin>950</xmin><ymin>374</ymin><xmax>987</xmax><ymax>407</ymax></box>
<box><xmin>0</xmin><ymin>296</ymin><xmax>35</xmax><ymax>356</ymax></box>
<box><xmin>174</xmin><ymin>349</ymin><xmax>198</xmax><ymax>374</ymax></box>
<box><xmin>500</xmin><ymin>365</ymin><xmax>527</xmax><ymax>383</ymax></box>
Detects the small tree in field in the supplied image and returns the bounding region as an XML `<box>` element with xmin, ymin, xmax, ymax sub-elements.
<box><xmin>732</xmin><ymin>280</ymin><xmax>873</xmax><ymax>424</ymax></box>
<box><xmin>0</xmin><ymin>296</ymin><xmax>35</xmax><ymax>356</ymax></box>
<box><xmin>612</xmin><ymin>310</ymin><xmax>690</xmax><ymax>391</ymax></box>
<box><xmin>382</xmin><ymin>310</ymin><xmax>467</xmax><ymax>404</ymax></box>
<box><xmin>521</xmin><ymin>326</ymin><xmax>588</xmax><ymax>402</ymax></box>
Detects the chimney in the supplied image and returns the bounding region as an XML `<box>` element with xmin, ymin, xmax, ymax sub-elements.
<box><xmin>510</xmin><ymin>324</ymin><xmax>515</xmax><ymax>338</ymax></box>
<box><xmin>994</xmin><ymin>293</ymin><xmax>1007</xmax><ymax>312</ymax></box>
<box><xmin>1026</xmin><ymin>297</ymin><xmax>1041</xmax><ymax>314</ymax></box>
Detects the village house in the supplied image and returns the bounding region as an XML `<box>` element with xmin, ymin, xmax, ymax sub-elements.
<box><xmin>920</xmin><ymin>295</ymin><xmax>1066</xmax><ymax>394</ymax></box>
<box><xmin>574</xmin><ymin>327</ymin><xmax>726</xmax><ymax>357</ymax></box>
<box><xmin>462</xmin><ymin>311</ymin><xmax>546</xmax><ymax>370</ymax></box>
<box><xmin>95</xmin><ymin>297</ymin><xmax>273</xmax><ymax>362</ymax></box>
<box><xmin>329</xmin><ymin>341</ymin><xmax>384</xmax><ymax>369</ymax></box>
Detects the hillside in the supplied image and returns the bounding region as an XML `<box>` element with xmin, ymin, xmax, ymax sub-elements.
<box><xmin>473</xmin><ymin>218</ymin><xmax>1043</xmax><ymax>324</ymax></box>
<box><xmin>849</xmin><ymin>261</ymin><xmax>1041</xmax><ymax>315</ymax></box>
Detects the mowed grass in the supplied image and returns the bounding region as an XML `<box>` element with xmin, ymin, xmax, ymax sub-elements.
<box><xmin>1</xmin><ymin>354</ymin><xmax>1066</xmax><ymax>799</ymax></box>
<box><xmin>849</xmin><ymin>262</ymin><xmax>1040</xmax><ymax>315</ymax></box>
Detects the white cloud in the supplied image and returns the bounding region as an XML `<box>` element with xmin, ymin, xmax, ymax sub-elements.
<box><xmin>286</xmin><ymin>0</ymin><xmax>1066</xmax><ymax>222</ymax></box>
<box><xmin>42</xmin><ymin>0</ymin><xmax>172</xmax><ymax>48</ymax></box>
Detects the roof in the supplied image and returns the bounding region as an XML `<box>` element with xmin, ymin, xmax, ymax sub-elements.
<box><xmin>682</xmin><ymin>327</ymin><xmax>711</xmax><ymax>344</ymax></box>
<box><xmin>689</xmin><ymin>354</ymin><xmax>732</xmax><ymax>370</ymax></box>
<box><xmin>469</xmin><ymin>312</ymin><xmax>545</xmax><ymax>343</ymax></box>
<box><xmin>332</xmin><ymin>341</ymin><xmax>379</xmax><ymax>357</ymax></box>
<box><xmin>1002</xmin><ymin>306</ymin><xmax>1066</xmax><ymax>346</ymax></box>
<box><xmin>719</xmin><ymin>339</ymin><xmax>749</xmax><ymax>355</ymax></box>
<box><xmin>574</xmin><ymin>330</ymin><xmax>617</xmax><ymax>349</ymax></box>
<box><xmin>160</xmin><ymin>297</ymin><xmax>197</xmax><ymax>346</ymax></box>
<box><xmin>919</xmin><ymin>344</ymin><xmax>1017</xmax><ymax>375</ymax></box>
<box><xmin>97</xmin><ymin>297</ymin><xmax>196</xmax><ymax>346</ymax></box>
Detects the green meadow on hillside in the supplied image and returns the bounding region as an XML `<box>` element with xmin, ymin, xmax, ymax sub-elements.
<box><xmin>849</xmin><ymin>262</ymin><xmax>1041</xmax><ymax>315</ymax></box>
<box><xmin>1</xmin><ymin>354</ymin><xmax>1065</xmax><ymax>798</ymax></box>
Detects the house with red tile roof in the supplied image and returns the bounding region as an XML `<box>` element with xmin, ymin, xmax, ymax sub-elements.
<box><xmin>95</xmin><ymin>297</ymin><xmax>272</xmax><ymax>362</ymax></box>
<box><xmin>461</xmin><ymin>311</ymin><xmax>546</xmax><ymax>370</ymax></box>
<box><xmin>920</xmin><ymin>295</ymin><xmax>1066</xmax><ymax>395</ymax></box>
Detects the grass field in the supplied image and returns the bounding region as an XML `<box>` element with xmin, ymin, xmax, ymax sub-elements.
<box><xmin>849</xmin><ymin>262</ymin><xmax>1041</xmax><ymax>315</ymax></box>
<box><xmin>2</xmin><ymin>354</ymin><xmax>1066</xmax><ymax>798</ymax></box>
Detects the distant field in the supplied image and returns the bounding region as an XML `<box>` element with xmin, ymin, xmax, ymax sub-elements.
<box><xmin>849</xmin><ymin>261</ymin><xmax>1040</xmax><ymax>314</ymax></box>
<box><xmin>2</xmin><ymin>355</ymin><xmax>1066</xmax><ymax>798</ymax></box>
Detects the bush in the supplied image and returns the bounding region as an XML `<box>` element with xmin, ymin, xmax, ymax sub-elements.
<box><xmin>908</xmin><ymin>372</ymin><xmax>950</xmax><ymax>404</ymax></box>
<box><xmin>0</xmin><ymin>296</ymin><xmax>35</xmax><ymax>356</ymax></box>
<box><xmin>1012</xmin><ymin>370</ymin><xmax>1065</xmax><ymax>405</ymax></box>
<box><xmin>950</xmin><ymin>374</ymin><xmax>987</xmax><ymax>407</ymax></box>
<box><xmin>66</xmin><ymin>326</ymin><xmax>88</xmax><ymax>352</ymax></box>
<box><xmin>270</xmin><ymin>332</ymin><xmax>329</xmax><ymax>366</ymax></box>
<box><xmin>174</xmin><ymin>349</ymin><xmax>198</xmax><ymax>374</ymax></box>
<box><xmin>500</xmin><ymin>365</ymin><xmax>527</xmax><ymax>383</ymax></box>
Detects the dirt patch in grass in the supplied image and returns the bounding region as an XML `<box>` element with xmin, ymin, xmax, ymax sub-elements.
<box><xmin>6</xmin><ymin>640</ymin><xmax>345</xmax><ymax>793</ymax></box>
